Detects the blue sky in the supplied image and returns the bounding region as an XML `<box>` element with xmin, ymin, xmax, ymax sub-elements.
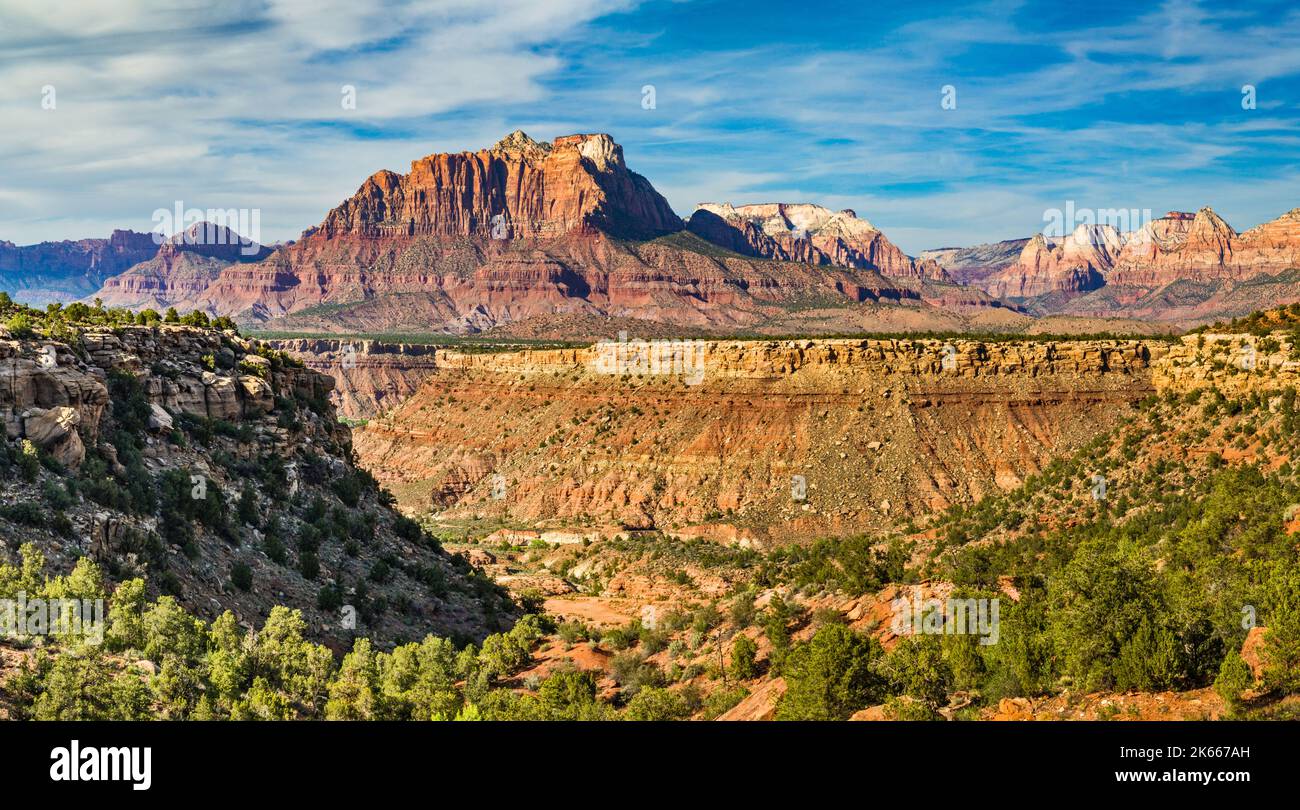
<box><xmin>2</xmin><ymin>0</ymin><xmax>1299</xmax><ymax>253</ymax></box>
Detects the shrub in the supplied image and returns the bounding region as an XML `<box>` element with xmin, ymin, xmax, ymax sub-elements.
<box><xmin>1214</xmin><ymin>649</ymin><xmax>1253</xmax><ymax>713</ymax></box>
<box><xmin>231</xmin><ymin>562</ymin><xmax>253</xmax><ymax>591</ymax></box>
<box><xmin>729</xmin><ymin>634</ymin><xmax>759</xmax><ymax>680</ymax></box>
<box><xmin>776</xmin><ymin>623</ymin><xmax>886</xmax><ymax>720</ymax></box>
<box><xmin>624</xmin><ymin>686</ymin><xmax>691</xmax><ymax>721</ymax></box>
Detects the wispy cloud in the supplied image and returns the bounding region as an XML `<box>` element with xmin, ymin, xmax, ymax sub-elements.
<box><xmin>1</xmin><ymin>0</ymin><xmax>1297</xmax><ymax>253</ymax></box>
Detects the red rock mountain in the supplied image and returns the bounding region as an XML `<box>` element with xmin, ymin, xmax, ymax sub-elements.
<box><xmin>986</xmin><ymin>225</ymin><xmax>1121</xmax><ymax>299</ymax></box>
<box><xmin>63</xmin><ymin>132</ymin><xmax>1300</xmax><ymax>331</ymax></box>
<box><xmin>311</xmin><ymin>130</ymin><xmax>682</xmax><ymax>241</ymax></box>
<box><xmin>687</xmin><ymin>202</ymin><xmax>950</xmax><ymax>282</ymax></box>
<box><xmin>0</xmin><ymin>230</ymin><xmax>160</xmax><ymax>306</ymax></box>
<box><xmin>94</xmin><ymin>223</ymin><xmax>269</xmax><ymax>309</ymax></box>
<box><xmin>1062</xmin><ymin>207</ymin><xmax>1300</xmax><ymax>323</ymax></box>
<box><xmin>86</xmin><ymin>131</ymin><xmax>996</xmax><ymax>334</ymax></box>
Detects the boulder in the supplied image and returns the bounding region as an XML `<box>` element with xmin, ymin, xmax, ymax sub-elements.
<box><xmin>202</xmin><ymin>371</ymin><xmax>241</xmax><ymax>420</ymax></box>
<box><xmin>239</xmin><ymin>374</ymin><xmax>275</xmax><ymax>415</ymax></box>
<box><xmin>22</xmin><ymin>406</ymin><xmax>86</xmax><ymax>467</ymax></box>
<box><xmin>148</xmin><ymin>403</ymin><xmax>174</xmax><ymax>431</ymax></box>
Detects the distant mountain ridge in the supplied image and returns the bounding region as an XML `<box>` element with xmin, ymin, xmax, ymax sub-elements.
<box><xmin>71</xmin><ymin>131</ymin><xmax>1003</xmax><ymax>335</ymax></box>
<box><xmin>919</xmin><ymin>239</ymin><xmax>1029</xmax><ymax>286</ymax></box>
<box><xmin>7</xmin><ymin>132</ymin><xmax>1300</xmax><ymax>331</ymax></box>
<box><xmin>93</xmin><ymin>223</ymin><xmax>269</xmax><ymax>310</ymax></box>
<box><xmin>0</xmin><ymin>230</ymin><xmax>160</xmax><ymax>306</ymax></box>
<box><xmin>964</xmin><ymin>207</ymin><xmax>1300</xmax><ymax>323</ymax></box>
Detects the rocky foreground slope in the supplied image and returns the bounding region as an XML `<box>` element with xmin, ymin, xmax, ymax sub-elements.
<box><xmin>0</xmin><ymin>315</ymin><xmax>514</xmax><ymax>648</ymax></box>
<box><xmin>352</xmin><ymin>336</ymin><xmax>1159</xmax><ymax>545</ymax></box>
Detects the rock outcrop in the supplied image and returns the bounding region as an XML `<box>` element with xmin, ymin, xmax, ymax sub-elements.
<box><xmin>688</xmin><ymin>202</ymin><xmax>950</xmax><ymax>282</ymax></box>
<box><xmin>1</xmin><ymin>325</ymin><xmax>328</xmax><ymax>469</ymax></box>
<box><xmin>974</xmin><ymin>206</ymin><xmax>1300</xmax><ymax>323</ymax></box>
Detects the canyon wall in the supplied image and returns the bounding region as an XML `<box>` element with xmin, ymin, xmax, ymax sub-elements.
<box><xmin>352</xmin><ymin>337</ymin><xmax>1162</xmax><ymax>546</ymax></box>
<box><xmin>266</xmin><ymin>338</ymin><xmax>441</xmax><ymax>419</ymax></box>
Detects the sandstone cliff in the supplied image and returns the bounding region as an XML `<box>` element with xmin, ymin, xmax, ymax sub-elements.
<box><xmin>313</xmin><ymin>130</ymin><xmax>681</xmax><ymax>242</ymax></box>
<box><xmin>353</xmin><ymin>336</ymin><xmax>1159</xmax><ymax>546</ymax></box>
<box><xmin>985</xmin><ymin>225</ymin><xmax>1120</xmax><ymax>299</ymax></box>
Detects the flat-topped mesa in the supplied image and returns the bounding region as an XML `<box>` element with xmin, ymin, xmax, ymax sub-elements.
<box><xmin>687</xmin><ymin>202</ymin><xmax>951</xmax><ymax>282</ymax></box>
<box><xmin>429</xmin><ymin>337</ymin><xmax>1159</xmax><ymax>380</ymax></box>
<box><xmin>354</xmin><ymin>335</ymin><xmax>1159</xmax><ymax>543</ymax></box>
<box><xmin>313</xmin><ymin>130</ymin><xmax>681</xmax><ymax>241</ymax></box>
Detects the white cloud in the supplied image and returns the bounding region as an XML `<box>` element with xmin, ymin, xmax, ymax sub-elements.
<box><xmin>1</xmin><ymin>0</ymin><xmax>1298</xmax><ymax>255</ymax></box>
<box><xmin>0</xmin><ymin>0</ymin><xmax>635</xmax><ymax>243</ymax></box>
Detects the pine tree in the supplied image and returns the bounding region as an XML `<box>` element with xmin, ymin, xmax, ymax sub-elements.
<box><xmin>729</xmin><ymin>634</ymin><xmax>759</xmax><ymax>681</ymax></box>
